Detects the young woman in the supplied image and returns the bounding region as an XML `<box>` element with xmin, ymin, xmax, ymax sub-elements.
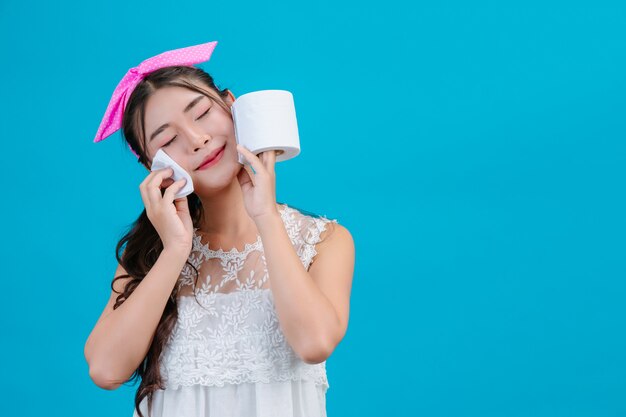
<box><xmin>83</xmin><ymin>41</ymin><xmax>355</xmax><ymax>417</ymax></box>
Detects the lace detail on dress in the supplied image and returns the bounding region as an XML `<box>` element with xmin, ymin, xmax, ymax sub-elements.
<box><xmin>160</xmin><ymin>203</ymin><xmax>339</xmax><ymax>390</ymax></box>
<box><xmin>175</xmin><ymin>232</ymin><xmax>267</xmax><ymax>296</ymax></box>
<box><xmin>160</xmin><ymin>289</ymin><xmax>329</xmax><ymax>389</ymax></box>
<box><xmin>278</xmin><ymin>206</ymin><xmax>339</xmax><ymax>271</ymax></box>
<box><xmin>301</xmin><ymin>217</ymin><xmax>339</xmax><ymax>271</ymax></box>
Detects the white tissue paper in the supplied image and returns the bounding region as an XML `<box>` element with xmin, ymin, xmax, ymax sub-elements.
<box><xmin>151</xmin><ymin>148</ymin><xmax>194</xmax><ymax>199</ymax></box>
<box><xmin>231</xmin><ymin>90</ymin><xmax>301</xmax><ymax>165</ymax></box>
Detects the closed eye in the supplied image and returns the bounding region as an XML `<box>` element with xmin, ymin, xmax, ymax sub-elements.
<box><xmin>163</xmin><ymin>108</ymin><xmax>211</xmax><ymax>147</ymax></box>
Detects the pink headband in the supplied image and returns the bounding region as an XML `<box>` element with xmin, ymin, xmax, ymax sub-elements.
<box><xmin>93</xmin><ymin>40</ymin><xmax>218</xmax><ymax>159</ymax></box>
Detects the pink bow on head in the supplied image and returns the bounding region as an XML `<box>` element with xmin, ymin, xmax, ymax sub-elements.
<box><xmin>93</xmin><ymin>40</ymin><xmax>218</xmax><ymax>159</ymax></box>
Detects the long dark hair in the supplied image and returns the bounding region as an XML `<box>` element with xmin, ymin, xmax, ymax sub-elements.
<box><xmin>108</xmin><ymin>65</ymin><xmax>334</xmax><ymax>417</ymax></box>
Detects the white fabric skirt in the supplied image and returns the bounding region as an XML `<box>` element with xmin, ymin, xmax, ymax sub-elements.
<box><xmin>132</xmin><ymin>380</ymin><xmax>328</xmax><ymax>417</ymax></box>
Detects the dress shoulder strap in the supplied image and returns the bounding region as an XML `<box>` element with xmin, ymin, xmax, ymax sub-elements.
<box><xmin>279</xmin><ymin>204</ymin><xmax>339</xmax><ymax>270</ymax></box>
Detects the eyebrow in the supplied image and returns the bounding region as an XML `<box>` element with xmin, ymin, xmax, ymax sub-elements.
<box><xmin>148</xmin><ymin>95</ymin><xmax>206</xmax><ymax>142</ymax></box>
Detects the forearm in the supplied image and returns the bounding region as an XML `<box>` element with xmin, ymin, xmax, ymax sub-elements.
<box><xmin>86</xmin><ymin>248</ymin><xmax>188</xmax><ymax>386</ymax></box>
<box><xmin>255</xmin><ymin>211</ymin><xmax>340</xmax><ymax>362</ymax></box>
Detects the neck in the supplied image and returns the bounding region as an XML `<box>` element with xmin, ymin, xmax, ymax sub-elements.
<box><xmin>196</xmin><ymin>177</ymin><xmax>258</xmax><ymax>240</ymax></box>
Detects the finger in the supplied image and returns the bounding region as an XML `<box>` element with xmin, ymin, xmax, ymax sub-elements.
<box><xmin>144</xmin><ymin>167</ymin><xmax>174</xmax><ymax>188</ymax></box>
<box><xmin>266</xmin><ymin>150</ymin><xmax>276</xmax><ymax>174</ymax></box>
<box><xmin>244</xmin><ymin>164</ymin><xmax>256</xmax><ymax>186</ymax></box>
<box><xmin>144</xmin><ymin>167</ymin><xmax>174</xmax><ymax>207</ymax></box>
<box><xmin>140</xmin><ymin>170</ymin><xmax>157</xmax><ymax>209</ymax></box>
<box><xmin>163</xmin><ymin>178</ymin><xmax>187</xmax><ymax>204</ymax></box>
<box><xmin>259</xmin><ymin>150</ymin><xmax>275</xmax><ymax>171</ymax></box>
<box><xmin>147</xmin><ymin>167</ymin><xmax>174</xmax><ymax>205</ymax></box>
<box><xmin>140</xmin><ymin>167</ymin><xmax>172</xmax><ymax>190</ymax></box>
<box><xmin>238</xmin><ymin>165</ymin><xmax>254</xmax><ymax>189</ymax></box>
<box><xmin>173</xmin><ymin>194</ymin><xmax>189</xmax><ymax>213</ymax></box>
<box><xmin>236</xmin><ymin>144</ymin><xmax>264</xmax><ymax>174</ymax></box>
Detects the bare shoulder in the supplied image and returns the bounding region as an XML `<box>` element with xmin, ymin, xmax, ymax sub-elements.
<box><xmin>318</xmin><ymin>220</ymin><xmax>353</xmax><ymax>249</ymax></box>
<box><xmin>314</xmin><ymin>220</ymin><xmax>354</xmax><ymax>274</ymax></box>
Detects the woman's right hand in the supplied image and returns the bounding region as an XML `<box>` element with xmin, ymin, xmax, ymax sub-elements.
<box><xmin>139</xmin><ymin>167</ymin><xmax>193</xmax><ymax>253</ymax></box>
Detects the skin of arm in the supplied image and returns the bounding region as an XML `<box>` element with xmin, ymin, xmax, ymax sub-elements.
<box><xmin>84</xmin><ymin>247</ymin><xmax>190</xmax><ymax>389</ymax></box>
<box><xmin>254</xmin><ymin>210</ymin><xmax>355</xmax><ymax>364</ymax></box>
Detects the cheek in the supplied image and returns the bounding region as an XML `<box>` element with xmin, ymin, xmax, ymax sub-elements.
<box><xmin>223</xmin><ymin>141</ymin><xmax>239</xmax><ymax>162</ymax></box>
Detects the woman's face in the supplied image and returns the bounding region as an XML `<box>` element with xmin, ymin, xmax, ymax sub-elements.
<box><xmin>142</xmin><ymin>85</ymin><xmax>241</xmax><ymax>194</ymax></box>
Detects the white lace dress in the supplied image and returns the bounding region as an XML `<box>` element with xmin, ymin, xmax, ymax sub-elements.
<box><xmin>133</xmin><ymin>203</ymin><xmax>339</xmax><ymax>417</ymax></box>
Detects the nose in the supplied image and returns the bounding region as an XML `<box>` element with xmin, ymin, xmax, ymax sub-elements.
<box><xmin>190</xmin><ymin>132</ymin><xmax>212</xmax><ymax>151</ymax></box>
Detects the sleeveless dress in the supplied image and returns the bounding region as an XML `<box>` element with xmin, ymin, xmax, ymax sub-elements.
<box><xmin>133</xmin><ymin>203</ymin><xmax>339</xmax><ymax>417</ymax></box>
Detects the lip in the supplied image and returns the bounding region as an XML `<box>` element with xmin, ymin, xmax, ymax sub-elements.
<box><xmin>196</xmin><ymin>145</ymin><xmax>226</xmax><ymax>170</ymax></box>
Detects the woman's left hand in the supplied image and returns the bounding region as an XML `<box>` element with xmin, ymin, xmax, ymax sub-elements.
<box><xmin>236</xmin><ymin>144</ymin><xmax>279</xmax><ymax>221</ymax></box>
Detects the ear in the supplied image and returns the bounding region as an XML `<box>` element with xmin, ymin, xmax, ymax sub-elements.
<box><xmin>225</xmin><ymin>89</ymin><xmax>236</xmax><ymax>106</ymax></box>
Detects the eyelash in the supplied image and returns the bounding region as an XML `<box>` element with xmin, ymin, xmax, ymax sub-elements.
<box><xmin>163</xmin><ymin>108</ymin><xmax>210</xmax><ymax>147</ymax></box>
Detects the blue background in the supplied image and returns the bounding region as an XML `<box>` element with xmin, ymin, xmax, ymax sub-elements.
<box><xmin>0</xmin><ymin>0</ymin><xmax>624</xmax><ymax>416</ymax></box>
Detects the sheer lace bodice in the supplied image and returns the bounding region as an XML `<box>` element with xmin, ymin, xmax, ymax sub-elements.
<box><xmin>158</xmin><ymin>203</ymin><xmax>339</xmax><ymax>391</ymax></box>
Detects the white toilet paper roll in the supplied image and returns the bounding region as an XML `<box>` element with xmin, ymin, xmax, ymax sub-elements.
<box><xmin>231</xmin><ymin>90</ymin><xmax>301</xmax><ymax>165</ymax></box>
